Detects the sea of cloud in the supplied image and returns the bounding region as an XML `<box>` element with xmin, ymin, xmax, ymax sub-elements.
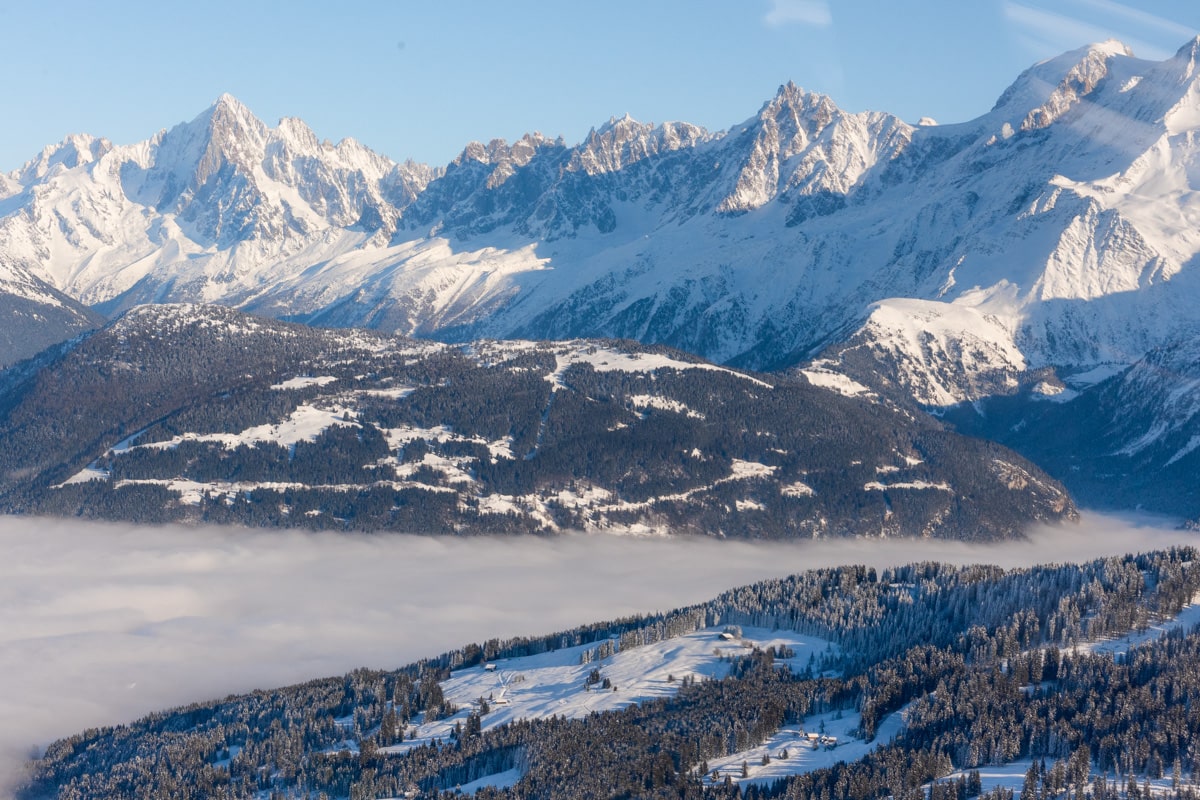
<box><xmin>1</xmin><ymin>512</ymin><xmax>1195</xmax><ymax>793</ymax></box>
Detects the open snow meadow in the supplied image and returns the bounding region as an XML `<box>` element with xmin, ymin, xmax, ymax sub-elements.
<box><xmin>1</xmin><ymin>513</ymin><xmax>1196</xmax><ymax>792</ymax></box>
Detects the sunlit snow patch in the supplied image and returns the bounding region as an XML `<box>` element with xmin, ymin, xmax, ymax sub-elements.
<box><xmin>799</xmin><ymin>364</ymin><xmax>872</xmax><ymax>398</ymax></box>
<box><xmin>59</xmin><ymin>466</ymin><xmax>109</xmax><ymax>485</ymax></box>
<box><xmin>270</xmin><ymin>375</ymin><xmax>338</xmax><ymax>390</ymax></box>
<box><xmin>864</xmin><ymin>480</ymin><xmax>952</xmax><ymax>492</ymax></box>
<box><xmin>544</xmin><ymin>345</ymin><xmax>774</xmax><ymax>391</ymax></box>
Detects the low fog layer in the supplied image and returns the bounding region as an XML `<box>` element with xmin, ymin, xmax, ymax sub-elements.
<box><xmin>1</xmin><ymin>514</ymin><xmax>1194</xmax><ymax>791</ymax></box>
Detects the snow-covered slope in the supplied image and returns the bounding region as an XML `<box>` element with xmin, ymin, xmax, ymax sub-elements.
<box><xmin>812</xmin><ymin>39</ymin><xmax>1200</xmax><ymax>405</ymax></box>
<box><xmin>813</xmin><ymin>299</ymin><xmax>1029</xmax><ymax>408</ymax></box>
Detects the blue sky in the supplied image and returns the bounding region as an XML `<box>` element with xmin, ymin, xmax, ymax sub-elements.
<box><xmin>2</xmin><ymin>0</ymin><xmax>1199</xmax><ymax>172</ymax></box>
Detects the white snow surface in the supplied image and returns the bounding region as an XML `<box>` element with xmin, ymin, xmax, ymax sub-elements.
<box><xmin>629</xmin><ymin>394</ymin><xmax>705</xmax><ymax>419</ymax></box>
<box><xmin>271</xmin><ymin>375</ymin><xmax>338</xmax><ymax>390</ymax></box>
<box><xmin>456</xmin><ymin>767</ymin><xmax>524</xmax><ymax>794</ymax></box>
<box><xmin>799</xmin><ymin>364</ymin><xmax>872</xmax><ymax>398</ymax></box>
<box><xmin>834</xmin><ymin>297</ymin><xmax>1028</xmax><ymax>407</ymax></box>
<box><xmin>543</xmin><ymin>344</ymin><xmax>773</xmax><ymax>390</ymax></box>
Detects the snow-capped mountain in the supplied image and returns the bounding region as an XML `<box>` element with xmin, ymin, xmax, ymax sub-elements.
<box><xmin>0</xmin><ymin>94</ymin><xmax>438</xmax><ymax>316</ymax></box>
<box><xmin>5</xmin><ymin>40</ymin><xmax>1200</xmax><ymax>380</ymax></box>
<box><xmin>813</xmin><ymin>38</ymin><xmax>1200</xmax><ymax>402</ymax></box>
<box><xmin>0</xmin><ymin>79</ymin><xmax>923</xmax><ymax>358</ymax></box>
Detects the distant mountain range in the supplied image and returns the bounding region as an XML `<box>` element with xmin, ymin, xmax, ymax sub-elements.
<box><xmin>4</xmin><ymin>37</ymin><xmax>1200</xmax><ymax>523</ymax></box>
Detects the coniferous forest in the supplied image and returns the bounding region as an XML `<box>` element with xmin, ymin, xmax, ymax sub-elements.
<box><xmin>0</xmin><ymin>304</ymin><xmax>1073</xmax><ymax>541</ymax></box>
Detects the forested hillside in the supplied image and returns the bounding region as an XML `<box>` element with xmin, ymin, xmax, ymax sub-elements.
<box><xmin>19</xmin><ymin>549</ymin><xmax>1200</xmax><ymax>799</ymax></box>
<box><xmin>0</xmin><ymin>304</ymin><xmax>1073</xmax><ymax>539</ymax></box>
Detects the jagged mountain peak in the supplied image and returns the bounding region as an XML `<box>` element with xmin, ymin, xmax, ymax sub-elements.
<box><xmin>445</xmin><ymin>133</ymin><xmax>562</xmax><ymax>194</ymax></box>
<box><xmin>207</xmin><ymin>92</ymin><xmax>259</xmax><ymax>124</ymax></box>
<box><xmin>186</xmin><ymin>93</ymin><xmax>269</xmax><ymax>161</ymax></box>
<box><xmin>453</xmin><ymin>132</ymin><xmax>559</xmax><ymax>166</ymax></box>
<box><xmin>716</xmin><ymin>81</ymin><xmax>910</xmax><ymax>213</ymax></box>
<box><xmin>988</xmin><ymin>40</ymin><xmax>1134</xmax><ymax>132</ymax></box>
<box><xmin>570</xmin><ymin>114</ymin><xmax>710</xmax><ymax>175</ymax></box>
<box><xmin>10</xmin><ymin>133</ymin><xmax>113</xmax><ymax>185</ymax></box>
<box><xmin>195</xmin><ymin>93</ymin><xmax>268</xmax><ymax>166</ymax></box>
<box><xmin>765</xmin><ymin>80</ymin><xmax>821</xmax><ymax>106</ymax></box>
<box><xmin>275</xmin><ymin>115</ymin><xmax>321</xmax><ymax>150</ymax></box>
<box><xmin>1173</xmin><ymin>33</ymin><xmax>1200</xmax><ymax>67</ymax></box>
<box><xmin>754</xmin><ymin>82</ymin><xmax>840</xmax><ymax>125</ymax></box>
<box><xmin>597</xmin><ymin>111</ymin><xmax>640</xmax><ymax>133</ymax></box>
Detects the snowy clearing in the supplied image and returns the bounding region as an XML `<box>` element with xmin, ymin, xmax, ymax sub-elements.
<box><xmin>128</xmin><ymin>404</ymin><xmax>358</xmax><ymax>454</ymax></box>
<box><xmin>379</xmin><ymin>627</ymin><xmax>835</xmax><ymax>759</ymax></box>
<box><xmin>457</xmin><ymin>767</ymin><xmax>524</xmax><ymax>794</ymax></box>
<box><xmin>629</xmin><ymin>394</ymin><xmax>705</xmax><ymax>419</ymax></box>
<box><xmin>1076</xmin><ymin>591</ymin><xmax>1200</xmax><ymax>657</ymax></box>
<box><xmin>358</xmin><ymin>386</ymin><xmax>418</xmax><ymax>399</ymax></box>
<box><xmin>270</xmin><ymin>375</ymin><xmax>338</xmax><ymax>390</ymax></box>
<box><xmin>864</xmin><ymin>481</ymin><xmax>953</xmax><ymax>492</ymax></box>
<box><xmin>799</xmin><ymin>365</ymin><xmax>873</xmax><ymax>398</ymax></box>
<box><xmin>59</xmin><ymin>466</ymin><xmax>109</xmax><ymax>486</ymax></box>
<box><xmin>701</xmin><ymin>702</ymin><xmax>911</xmax><ymax>788</ymax></box>
<box><xmin>545</xmin><ymin>345</ymin><xmax>774</xmax><ymax>391</ymax></box>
